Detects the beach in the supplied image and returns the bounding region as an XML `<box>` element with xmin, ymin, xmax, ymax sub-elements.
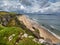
<box><xmin>17</xmin><ymin>15</ymin><xmax>60</xmax><ymax>44</ymax></box>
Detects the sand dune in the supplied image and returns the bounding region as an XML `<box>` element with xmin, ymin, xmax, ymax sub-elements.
<box><xmin>17</xmin><ymin>15</ymin><xmax>60</xmax><ymax>44</ymax></box>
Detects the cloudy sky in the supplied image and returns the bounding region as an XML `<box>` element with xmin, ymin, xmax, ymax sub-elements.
<box><xmin>0</xmin><ymin>0</ymin><xmax>60</xmax><ymax>14</ymax></box>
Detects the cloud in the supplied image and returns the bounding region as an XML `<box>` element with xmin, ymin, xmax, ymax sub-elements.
<box><xmin>0</xmin><ymin>0</ymin><xmax>21</xmax><ymax>11</ymax></box>
<box><xmin>0</xmin><ymin>0</ymin><xmax>60</xmax><ymax>14</ymax></box>
<box><xmin>24</xmin><ymin>1</ymin><xmax>60</xmax><ymax>14</ymax></box>
<box><xmin>40</xmin><ymin>2</ymin><xmax>60</xmax><ymax>13</ymax></box>
<box><xmin>19</xmin><ymin>0</ymin><xmax>50</xmax><ymax>13</ymax></box>
<box><xmin>19</xmin><ymin>0</ymin><xmax>60</xmax><ymax>14</ymax></box>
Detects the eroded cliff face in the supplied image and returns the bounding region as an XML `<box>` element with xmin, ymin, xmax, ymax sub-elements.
<box><xmin>17</xmin><ymin>15</ymin><xmax>36</xmax><ymax>31</ymax></box>
<box><xmin>17</xmin><ymin>15</ymin><xmax>40</xmax><ymax>39</ymax></box>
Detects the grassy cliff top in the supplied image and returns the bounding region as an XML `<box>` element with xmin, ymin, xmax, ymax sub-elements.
<box><xmin>0</xmin><ymin>11</ymin><xmax>16</xmax><ymax>16</ymax></box>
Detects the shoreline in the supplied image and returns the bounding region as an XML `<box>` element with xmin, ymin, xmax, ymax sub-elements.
<box><xmin>26</xmin><ymin>15</ymin><xmax>60</xmax><ymax>39</ymax></box>
<box><xmin>30</xmin><ymin>20</ymin><xmax>60</xmax><ymax>43</ymax></box>
<box><xmin>40</xmin><ymin>25</ymin><xmax>60</xmax><ymax>39</ymax></box>
<box><xmin>17</xmin><ymin>15</ymin><xmax>60</xmax><ymax>44</ymax></box>
<box><xmin>30</xmin><ymin>18</ymin><xmax>60</xmax><ymax>43</ymax></box>
<box><xmin>33</xmin><ymin>19</ymin><xmax>60</xmax><ymax>44</ymax></box>
<box><xmin>38</xmin><ymin>25</ymin><xmax>60</xmax><ymax>43</ymax></box>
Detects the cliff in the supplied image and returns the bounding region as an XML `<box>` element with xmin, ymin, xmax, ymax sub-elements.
<box><xmin>0</xmin><ymin>11</ymin><xmax>43</xmax><ymax>45</ymax></box>
<box><xmin>0</xmin><ymin>11</ymin><xmax>60</xmax><ymax>45</ymax></box>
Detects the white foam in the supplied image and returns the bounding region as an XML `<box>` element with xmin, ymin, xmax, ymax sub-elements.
<box><xmin>50</xmin><ymin>25</ymin><xmax>55</xmax><ymax>29</ymax></box>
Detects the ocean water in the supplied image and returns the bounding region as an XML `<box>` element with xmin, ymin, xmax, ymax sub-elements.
<box><xmin>25</xmin><ymin>14</ymin><xmax>60</xmax><ymax>37</ymax></box>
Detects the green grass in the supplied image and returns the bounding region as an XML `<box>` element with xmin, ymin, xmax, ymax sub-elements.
<box><xmin>0</xmin><ymin>25</ymin><xmax>43</xmax><ymax>45</ymax></box>
<box><xmin>0</xmin><ymin>26</ymin><xmax>24</xmax><ymax>45</ymax></box>
<box><xmin>0</xmin><ymin>11</ymin><xmax>16</xmax><ymax>15</ymax></box>
<box><xmin>0</xmin><ymin>24</ymin><xmax>4</xmax><ymax>30</ymax></box>
<box><xmin>18</xmin><ymin>38</ymin><xmax>41</xmax><ymax>45</ymax></box>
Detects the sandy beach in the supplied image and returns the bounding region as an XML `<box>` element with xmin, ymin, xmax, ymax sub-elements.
<box><xmin>17</xmin><ymin>15</ymin><xmax>60</xmax><ymax>44</ymax></box>
<box><xmin>38</xmin><ymin>26</ymin><xmax>60</xmax><ymax>44</ymax></box>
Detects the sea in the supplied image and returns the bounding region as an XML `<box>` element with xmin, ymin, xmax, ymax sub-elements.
<box><xmin>25</xmin><ymin>14</ymin><xmax>60</xmax><ymax>38</ymax></box>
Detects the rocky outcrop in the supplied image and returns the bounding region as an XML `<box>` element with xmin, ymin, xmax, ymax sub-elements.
<box><xmin>0</xmin><ymin>12</ymin><xmax>22</xmax><ymax>27</ymax></box>
<box><xmin>0</xmin><ymin>12</ymin><xmax>16</xmax><ymax>26</ymax></box>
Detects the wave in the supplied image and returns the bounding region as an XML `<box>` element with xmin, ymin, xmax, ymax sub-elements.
<box><xmin>50</xmin><ymin>25</ymin><xmax>56</xmax><ymax>29</ymax></box>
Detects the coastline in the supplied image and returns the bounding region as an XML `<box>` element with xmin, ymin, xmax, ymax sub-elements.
<box><xmin>38</xmin><ymin>25</ymin><xmax>60</xmax><ymax>44</ymax></box>
<box><xmin>40</xmin><ymin>25</ymin><xmax>60</xmax><ymax>39</ymax></box>
<box><xmin>30</xmin><ymin>17</ymin><xmax>60</xmax><ymax>44</ymax></box>
<box><xmin>17</xmin><ymin>15</ymin><xmax>60</xmax><ymax>44</ymax></box>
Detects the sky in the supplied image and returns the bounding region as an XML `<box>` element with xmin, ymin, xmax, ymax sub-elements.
<box><xmin>49</xmin><ymin>0</ymin><xmax>56</xmax><ymax>2</ymax></box>
<box><xmin>0</xmin><ymin>0</ymin><xmax>60</xmax><ymax>14</ymax></box>
<box><xmin>49</xmin><ymin>0</ymin><xmax>60</xmax><ymax>2</ymax></box>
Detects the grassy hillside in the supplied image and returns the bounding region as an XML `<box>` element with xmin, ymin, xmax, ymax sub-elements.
<box><xmin>0</xmin><ymin>25</ymin><xmax>43</xmax><ymax>45</ymax></box>
<box><xmin>0</xmin><ymin>11</ymin><xmax>16</xmax><ymax>15</ymax></box>
<box><xmin>0</xmin><ymin>11</ymin><xmax>43</xmax><ymax>45</ymax></box>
